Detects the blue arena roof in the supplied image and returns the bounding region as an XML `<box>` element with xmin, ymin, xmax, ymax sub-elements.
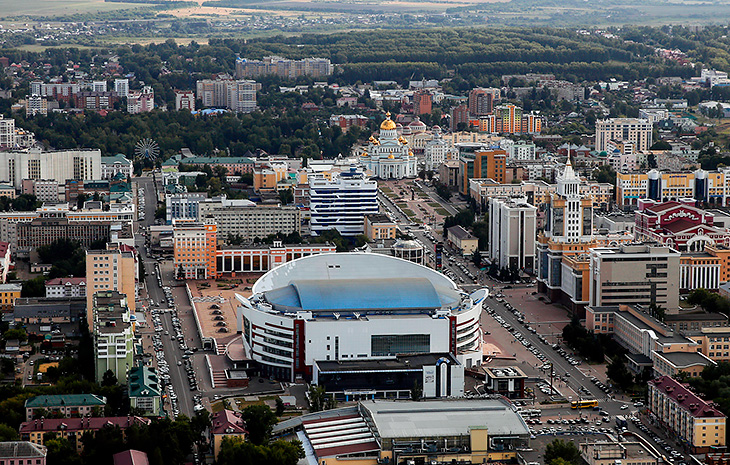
<box><xmin>265</xmin><ymin>278</ymin><xmax>443</xmax><ymax>312</ymax></box>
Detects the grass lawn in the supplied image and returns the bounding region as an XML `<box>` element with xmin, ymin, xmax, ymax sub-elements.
<box><xmin>379</xmin><ymin>187</ymin><xmax>393</xmax><ymax>193</ymax></box>
<box><xmin>435</xmin><ymin>208</ymin><xmax>450</xmax><ymax>216</ymax></box>
<box><xmin>210</xmin><ymin>401</ymin><xmax>225</xmax><ymax>413</ymax></box>
<box><xmin>428</xmin><ymin>202</ymin><xmax>442</xmax><ymax>207</ymax></box>
<box><xmin>402</xmin><ymin>209</ymin><xmax>416</xmax><ymax>218</ymax></box>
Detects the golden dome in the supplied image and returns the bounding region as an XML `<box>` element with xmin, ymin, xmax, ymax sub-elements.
<box><xmin>409</xmin><ymin>150</ymin><xmax>414</xmax><ymax>157</ymax></box>
<box><xmin>388</xmin><ymin>154</ymin><xmax>395</xmax><ymax>159</ymax></box>
<box><xmin>361</xmin><ymin>151</ymin><xmax>367</xmax><ymax>156</ymax></box>
<box><xmin>380</xmin><ymin>111</ymin><xmax>396</xmax><ymax>131</ymax></box>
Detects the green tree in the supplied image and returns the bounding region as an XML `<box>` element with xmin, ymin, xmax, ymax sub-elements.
<box><xmin>278</xmin><ymin>188</ymin><xmax>293</xmax><ymax>206</ymax></box>
<box><xmin>544</xmin><ymin>439</ymin><xmax>580</xmax><ymax>465</ymax></box>
<box><xmin>0</xmin><ymin>423</ymin><xmax>19</xmax><ymax>441</ymax></box>
<box><xmin>592</xmin><ymin>165</ymin><xmax>617</xmax><ymax>185</ymax></box>
<box><xmin>307</xmin><ymin>385</ymin><xmax>326</xmax><ymax>413</ymax></box>
<box><xmin>2</xmin><ymin>328</ymin><xmax>27</xmax><ymax>342</ymax></box>
<box><xmin>607</xmin><ymin>355</ymin><xmax>633</xmax><ymax>390</ymax></box>
<box><xmin>21</xmin><ymin>276</ymin><xmax>46</xmax><ymax>298</ymax></box>
<box><xmin>240</xmin><ymin>405</ymin><xmax>277</xmax><ymax>445</ymax></box>
<box><xmin>101</xmin><ymin>369</ymin><xmax>118</xmax><ymax>387</ymax></box>
<box><xmin>275</xmin><ymin>397</ymin><xmax>285</xmax><ymax>416</ymax></box>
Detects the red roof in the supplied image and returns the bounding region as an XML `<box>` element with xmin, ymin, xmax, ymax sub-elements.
<box><xmin>314</xmin><ymin>441</ymin><xmax>381</xmax><ymax>458</ymax></box>
<box><xmin>113</xmin><ymin>450</ymin><xmax>149</xmax><ymax>465</ymax></box>
<box><xmin>19</xmin><ymin>416</ymin><xmax>150</xmax><ymax>433</ymax></box>
<box><xmin>661</xmin><ymin>219</ymin><xmax>699</xmax><ymax>234</ymax></box>
<box><xmin>649</xmin><ymin>376</ymin><xmax>725</xmax><ymax>418</ymax></box>
<box><xmin>211</xmin><ymin>410</ymin><xmax>246</xmax><ymax>435</ymax></box>
<box><xmin>646</xmin><ymin>201</ymin><xmax>682</xmax><ymax>214</ymax></box>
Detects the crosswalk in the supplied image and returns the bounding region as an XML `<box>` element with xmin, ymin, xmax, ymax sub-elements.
<box><xmin>192</xmin><ymin>296</ymin><xmax>226</xmax><ymax>303</ymax></box>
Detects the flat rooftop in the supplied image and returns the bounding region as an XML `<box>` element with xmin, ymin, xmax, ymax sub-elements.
<box><xmin>315</xmin><ymin>353</ymin><xmax>457</xmax><ymax>372</ymax></box>
<box><xmin>361</xmin><ymin>398</ymin><xmax>529</xmax><ymax>439</ymax></box>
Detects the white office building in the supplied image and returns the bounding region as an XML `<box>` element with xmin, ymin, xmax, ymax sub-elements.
<box><xmin>489</xmin><ymin>196</ymin><xmax>537</xmax><ymax>273</ymax></box>
<box><xmin>165</xmin><ymin>192</ymin><xmax>208</xmax><ymax>224</ymax></box>
<box><xmin>0</xmin><ymin>149</ymin><xmax>101</xmax><ymax>189</ymax></box>
<box><xmin>309</xmin><ymin>168</ymin><xmax>378</xmax><ymax>236</ymax></box>
<box><xmin>236</xmin><ymin>253</ymin><xmax>486</xmax><ymax>381</ymax></box>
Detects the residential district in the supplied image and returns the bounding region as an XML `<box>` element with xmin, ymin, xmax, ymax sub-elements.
<box><xmin>5</xmin><ymin>50</ymin><xmax>730</xmax><ymax>465</ymax></box>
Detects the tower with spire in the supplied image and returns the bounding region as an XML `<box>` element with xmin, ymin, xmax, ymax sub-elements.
<box><xmin>546</xmin><ymin>158</ymin><xmax>593</xmax><ymax>243</ymax></box>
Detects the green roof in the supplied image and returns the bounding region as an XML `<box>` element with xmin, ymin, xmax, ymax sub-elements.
<box><xmin>128</xmin><ymin>366</ymin><xmax>161</xmax><ymax>398</ymax></box>
<box><xmin>25</xmin><ymin>394</ymin><xmax>106</xmax><ymax>409</ymax></box>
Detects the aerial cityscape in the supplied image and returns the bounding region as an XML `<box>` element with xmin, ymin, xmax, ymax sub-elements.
<box><xmin>3</xmin><ymin>1</ymin><xmax>730</xmax><ymax>465</ymax></box>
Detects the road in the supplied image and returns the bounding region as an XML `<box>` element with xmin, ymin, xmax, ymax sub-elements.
<box><xmin>134</xmin><ymin>175</ymin><xmax>198</xmax><ymax>418</ymax></box>
<box><xmin>381</xmin><ymin>179</ymin><xmax>691</xmax><ymax>461</ymax></box>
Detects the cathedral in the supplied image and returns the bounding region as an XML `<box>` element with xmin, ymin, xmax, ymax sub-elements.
<box><xmin>359</xmin><ymin>112</ymin><xmax>417</xmax><ymax>179</ymax></box>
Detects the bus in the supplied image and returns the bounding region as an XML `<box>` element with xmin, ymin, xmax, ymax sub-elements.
<box><xmin>571</xmin><ymin>399</ymin><xmax>599</xmax><ymax>409</ymax></box>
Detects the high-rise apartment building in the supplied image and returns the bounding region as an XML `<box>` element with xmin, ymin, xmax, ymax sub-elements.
<box><xmin>450</xmin><ymin>104</ymin><xmax>469</xmax><ymax>131</ymax></box>
<box><xmin>196</xmin><ymin>78</ymin><xmax>260</xmax><ymax>113</ymax></box>
<box><xmin>127</xmin><ymin>86</ymin><xmax>154</xmax><ymax>114</ymax></box>
<box><xmin>489</xmin><ymin>197</ymin><xmax>537</xmax><ymax>273</ymax></box>
<box><xmin>114</xmin><ymin>79</ymin><xmax>129</xmax><ymax>98</ymax></box>
<box><xmin>175</xmin><ymin>90</ymin><xmax>195</xmax><ymax>111</ymax></box>
<box><xmin>25</xmin><ymin>95</ymin><xmax>47</xmax><ymax>117</ymax></box>
<box><xmin>0</xmin><ymin>116</ymin><xmax>15</xmax><ymax>149</ymax></box>
<box><xmin>595</xmin><ymin>118</ymin><xmax>653</xmax><ymax>153</ymax></box>
<box><xmin>308</xmin><ymin>168</ymin><xmax>378</xmax><ymax>236</ymax></box>
<box><xmin>235</xmin><ymin>56</ymin><xmax>332</xmax><ymax>79</ymax></box>
<box><xmin>173</xmin><ymin>223</ymin><xmax>217</xmax><ymax>280</ymax></box>
<box><xmin>468</xmin><ymin>88</ymin><xmax>495</xmax><ymax>116</ymax></box>
<box><xmin>92</xmin><ymin>290</ymin><xmax>133</xmax><ymax>384</ymax></box>
<box><xmin>412</xmin><ymin>90</ymin><xmax>432</xmax><ymax>116</ymax></box>
<box><xmin>86</xmin><ymin>249</ymin><xmax>137</xmax><ymax>331</ymax></box>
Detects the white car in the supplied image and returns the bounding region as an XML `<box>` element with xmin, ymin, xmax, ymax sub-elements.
<box><xmin>620</xmin><ymin>405</ymin><xmax>629</xmax><ymax>410</ymax></box>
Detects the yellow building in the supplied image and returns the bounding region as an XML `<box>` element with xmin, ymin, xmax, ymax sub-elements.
<box><xmin>0</xmin><ymin>283</ymin><xmax>21</xmax><ymax>312</ymax></box>
<box><xmin>706</xmin><ymin>245</ymin><xmax>730</xmax><ymax>284</ymax></box>
<box><xmin>253</xmin><ymin>161</ymin><xmax>287</xmax><ymax>192</ymax></box>
<box><xmin>19</xmin><ymin>416</ymin><xmax>150</xmax><ymax>453</ymax></box>
<box><xmin>447</xmin><ymin>225</ymin><xmax>478</xmax><ymax>256</ymax></box>
<box><xmin>210</xmin><ymin>410</ymin><xmax>246</xmax><ymax>461</ymax></box>
<box><xmin>687</xmin><ymin>327</ymin><xmax>730</xmax><ymax>363</ymax></box>
<box><xmin>85</xmin><ymin>249</ymin><xmax>136</xmax><ymax>331</ymax></box>
<box><xmin>364</xmin><ymin>214</ymin><xmax>396</xmax><ymax>240</ymax></box>
<box><xmin>648</xmin><ymin>376</ymin><xmax>726</xmax><ymax>453</ymax></box>
<box><xmin>173</xmin><ymin>222</ymin><xmax>217</xmax><ymax>280</ymax></box>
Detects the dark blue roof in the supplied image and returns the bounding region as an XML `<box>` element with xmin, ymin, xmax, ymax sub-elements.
<box><xmin>265</xmin><ymin>278</ymin><xmax>442</xmax><ymax>311</ymax></box>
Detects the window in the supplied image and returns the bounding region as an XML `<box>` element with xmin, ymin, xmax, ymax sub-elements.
<box><xmin>371</xmin><ymin>334</ymin><xmax>430</xmax><ymax>356</ymax></box>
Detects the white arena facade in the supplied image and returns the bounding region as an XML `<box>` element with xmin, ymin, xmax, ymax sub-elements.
<box><xmin>236</xmin><ymin>253</ymin><xmax>486</xmax><ymax>382</ymax></box>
